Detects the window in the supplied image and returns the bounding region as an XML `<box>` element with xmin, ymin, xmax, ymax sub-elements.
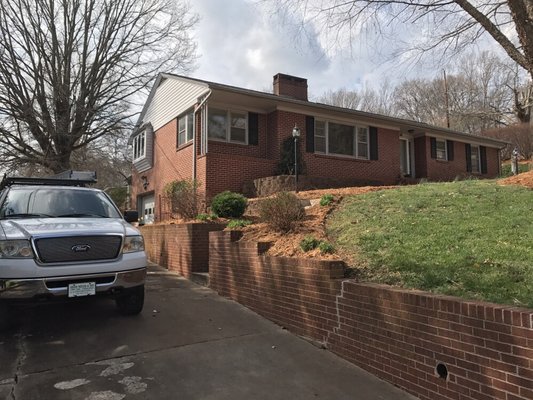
<box><xmin>208</xmin><ymin>108</ymin><xmax>227</xmax><ymax>140</ymax></box>
<box><xmin>470</xmin><ymin>145</ymin><xmax>480</xmax><ymax>173</ymax></box>
<box><xmin>436</xmin><ymin>139</ymin><xmax>447</xmax><ymax>160</ymax></box>
<box><xmin>0</xmin><ymin>188</ymin><xmax>121</xmax><ymax>219</ymax></box>
<box><xmin>314</xmin><ymin>120</ymin><xmax>369</xmax><ymax>159</ymax></box>
<box><xmin>230</xmin><ymin>112</ymin><xmax>246</xmax><ymax>142</ymax></box>
<box><xmin>133</xmin><ymin>131</ymin><xmax>145</xmax><ymax>160</ymax></box>
<box><xmin>178</xmin><ymin>112</ymin><xmax>194</xmax><ymax>147</ymax></box>
<box><xmin>357</xmin><ymin>127</ymin><xmax>368</xmax><ymax>159</ymax></box>
<box><xmin>208</xmin><ymin>108</ymin><xmax>247</xmax><ymax>144</ymax></box>
<box><xmin>314</xmin><ymin>121</ymin><xmax>326</xmax><ymax>153</ymax></box>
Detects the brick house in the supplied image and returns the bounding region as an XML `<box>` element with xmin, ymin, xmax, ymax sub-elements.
<box><xmin>129</xmin><ymin>73</ymin><xmax>506</xmax><ymax>223</ymax></box>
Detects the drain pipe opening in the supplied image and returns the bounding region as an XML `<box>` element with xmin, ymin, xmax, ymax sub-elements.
<box><xmin>436</xmin><ymin>362</ymin><xmax>449</xmax><ymax>380</ymax></box>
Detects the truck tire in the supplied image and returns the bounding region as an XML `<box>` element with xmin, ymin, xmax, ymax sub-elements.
<box><xmin>115</xmin><ymin>285</ymin><xmax>144</xmax><ymax>316</ymax></box>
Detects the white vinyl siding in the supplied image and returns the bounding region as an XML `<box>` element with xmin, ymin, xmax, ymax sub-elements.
<box><xmin>131</xmin><ymin>124</ymin><xmax>154</xmax><ymax>173</ymax></box>
<box><xmin>143</xmin><ymin>77</ymin><xmax>209</xmax><ymax>132</ymax></box>
<box><xmin>314</xmin><ymin>120</ymin><xmax>369</xmax><ymax>159</ymax></box>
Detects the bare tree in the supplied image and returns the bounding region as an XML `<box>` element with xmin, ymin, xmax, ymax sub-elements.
<box><xmin>265</xmin><ymin>1</ymin><xmax>533</xmax><ymax>121</ymax></box>
<box><xmin>265</xmin><ymin>1</ymin><xmax>532</xmax><ymax>76</ymax></box>
<box><xmin>484</xmin><ymin>124</ymin><xmax>533</xmax><ymax>159</ymax></box>
<box><xmin>393</xmin><ymin>54</ymin><xmax>517</xmax><ymax>133</ymax></box>
<box><xmin>316</xmin><ymin>79</ymin><xmax>395</xmax><ymax>115</ymax></box>
<box><xmin>0</xmin><ymin>0</ymin><xmax>197</xmax><ymax>173</ymax></box>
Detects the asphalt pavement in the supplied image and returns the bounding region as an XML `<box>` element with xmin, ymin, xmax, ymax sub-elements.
<box><xmin>0</xmin><ymin>266</ymin><xmax>417</xmax><ymax>400</ymax></box>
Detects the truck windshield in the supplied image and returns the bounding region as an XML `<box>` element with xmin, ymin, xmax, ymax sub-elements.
<box><xmin>0</xmin><ymin>187</ymin><xmax>122</xmax><ymax>219</ymax></box>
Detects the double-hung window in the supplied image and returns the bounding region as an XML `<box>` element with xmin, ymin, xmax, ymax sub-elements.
<box><xmin>208</xmin><ymin>108</ymin><xmax>247</xmax><ymax>144</ymax></box>
<box><xmin>470</xmin><ymin>145</ymin><xmax>480</xmax><ymax>173</ymax></box>
<box><xmin>314</xmin><ymin>121</ymin><xmax>326</xmax><ymax>153</ymax></box>
<box><xmin>357</xmin><ymin>127</ymin><xmax>369</xmax><ymax>158</ymax></box>
<box><xmin>133</xmin><ymin>131</ymin><xmax>146</xmax><ymax>160</ymax></box>
<box><xmin>314</xmin><ymin>120</ymin><xmax>369</xmax><ymax>159</ymax></box>
<box><xmin>178</xmin><ymin>111</ymin><xmax>194</xmax><ymax>147</ymax></box>
<box><xmin>436</xmin><ymin>139</ymin><xmax>447</xmax><ymax>160</ymax></box>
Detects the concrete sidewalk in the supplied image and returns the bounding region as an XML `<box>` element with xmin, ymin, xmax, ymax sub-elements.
<box><xmin>0</xmin><ymin>266</ymin><xmax>417</xmax><ymax>399</ymax></box>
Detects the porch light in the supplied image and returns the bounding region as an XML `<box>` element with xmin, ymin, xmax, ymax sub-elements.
<box><xmin>292</xmin><ymin>124</ymin><xmax>300</xmax><ymax>192</ymax></box>
<box><xmin>141</xmin><ymin>175</ymin><xmax>149</xmax><ymax>190</ymax></box>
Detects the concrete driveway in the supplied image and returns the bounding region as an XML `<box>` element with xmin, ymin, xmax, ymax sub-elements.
<box><xmin>0</xmin><ymin>266</ymin><xmax>417</xmax><ymax>400</ymax></box>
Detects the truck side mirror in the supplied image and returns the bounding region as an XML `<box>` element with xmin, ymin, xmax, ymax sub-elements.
<box><xmin>124</xmin><ymin>210</ymin><xmax>139</xmax><ymax>223</ymax></box>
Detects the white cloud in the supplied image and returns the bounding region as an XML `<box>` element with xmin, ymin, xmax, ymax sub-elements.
<box><xmin>188</xmin><ymin>0</ymin><xmax>506</xmax><ymax>98</ymax></box>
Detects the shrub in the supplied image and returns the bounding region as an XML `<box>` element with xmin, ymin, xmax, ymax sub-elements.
<box><xmin>196</xmin><ymin>213</ymin><xmax>212</xmax><ymax>221</ymax></box>
<box><xmin>164</xmin><ymin>179</ymin><xmax>200</xmax><ymax>219</ymax></box>
<box><xmin>319</xmin><ymin>194</ymin><xmax>334</xmax><ymax>206</ymax></box>
<box><xmin>211</xmin><ymin>191</ymin><xmax>248</xmax><ymax>218</ymax></box>
<box><xmin>300</xmin><ymin>236</ymin><xmax>320</xmax><ymax>252</ymax></box>
<box><xmin>318</xmin><ymin>241</ymin><xmax>335</xmax><ymax>254</ymax></box>
<box><xmin>259</xmin><ymin>191</ymin><xmax>305</xmax><ymax>232</ymax></box>
<box><xmin>226</xmin><ymin>219</ymin><xmax>252</xmax><ymax>229</ymax></box>
<box><xmin>275</xmin><ymin>136</ymin><xmax>306</xmax><ymax>175</ymax></box>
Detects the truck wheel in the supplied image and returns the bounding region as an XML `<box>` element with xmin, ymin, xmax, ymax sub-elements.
<box><xmin>115</xmin><ymin>285</ymin><xmax>144</xmax><ymax>316</ymax></box>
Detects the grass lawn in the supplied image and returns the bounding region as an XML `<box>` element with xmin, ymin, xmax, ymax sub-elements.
<box><xmin>327</xmin><ymin>180</ymin><xmax>533</xmax><ymax>307</ymax></box>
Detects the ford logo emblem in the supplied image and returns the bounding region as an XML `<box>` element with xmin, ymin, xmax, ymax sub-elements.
<box><xmin>71</xmin><ymin>244</ymin><xmax>91</xmax><ymax>253</ymax></box>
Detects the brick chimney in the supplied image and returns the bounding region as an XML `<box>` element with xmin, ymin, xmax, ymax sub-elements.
<box><xmin>273</xmin><ymin>73</ymin><xmax>308</xmax><ymax>101</ymax></box>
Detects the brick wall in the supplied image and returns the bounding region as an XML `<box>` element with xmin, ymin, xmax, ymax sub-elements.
<box><xmin>131</xmin><ymin>118</ymin><xmax>203</xmax><ymax>220</ymax></box>
<box><xmin>209</xmin><ymin>231</ymin><xmax>533</xmax><ymax>400</ymax></box>
<box><xmin>270</xmin><ymin>111</ymin><xmax>402</xmax><ymax>185</ymax></box>
<box><xmin>420</xmin><ymin>137</ymin><xmax>500</xmax><ymax>181</ymax></box>
<box><xmin>140</xmin><ymin>223</ymin><xmax>224</xmax><ymax>278</ymax></box>
<box><xmin>209</xmin><ymin>231</ymin><xmax>344</xmax><ymax>341</ymax></box>
<box><xmin>204</xmin><ymin>153</ymin><xmax>276</xmax><ymax>200</ymax></box>
<box><xmin>305</xmin><ymin>127</ymin><xmax>401</xmax><ymax>185</ymax></box>
<box><xmin>131</xmin><ymin>108</ymin><xmax>502</xmax><ymax>217</ymax></box>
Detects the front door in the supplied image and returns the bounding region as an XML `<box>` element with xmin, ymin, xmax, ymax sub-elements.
<box><xmin>400</xmin><ymin>139</ymin><xmax>411</xmax><ymax>177</ymax></box>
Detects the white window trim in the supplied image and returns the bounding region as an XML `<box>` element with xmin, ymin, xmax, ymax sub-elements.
<box><xmin>178</xmin><ymin>111</ymin><xmax>194</xmax><ymax>147</ymax></box>
<box><xmin>208</xmin><ymin>107</ymin><xmax>248</xmax><ymax>145</ymax></box>
<box><xmin>435</xmin><ymin>138</ymin><xmax>447</xmax><ymax>161</ymax></box>
<box><xmin>314</xmin><ymin>119</ymin><xmax>369</xmax><ymax>160</ymax></box>
<box><xmin>132</xmin><ymin>131</ymin><xmax>146</xmax><ymax>161</ymax></box>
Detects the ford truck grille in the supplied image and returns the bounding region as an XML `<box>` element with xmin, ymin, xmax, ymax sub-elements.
<box><xmin>34</xmin><ymin>236</ymin><xmax>122</xmax><ymax>263</ymax></box>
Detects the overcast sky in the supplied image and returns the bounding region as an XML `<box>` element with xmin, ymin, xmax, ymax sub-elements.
<box><xmin>188</xmin><ymin>0</ymin><xmax>433</xmax><ymax>99</ymax></box>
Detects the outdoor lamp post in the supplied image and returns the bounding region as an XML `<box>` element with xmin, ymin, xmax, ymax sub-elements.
<box><xmin>292</xmin><ymin>124</ymin><xmax>301</xmax><ymax>192</ymax></box>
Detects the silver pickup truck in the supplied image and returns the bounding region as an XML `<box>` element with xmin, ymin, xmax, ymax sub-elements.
<box><xmin>0</xmin><ymin>176</ymin><xmax>147</xmax><ymax>327</ymax></box>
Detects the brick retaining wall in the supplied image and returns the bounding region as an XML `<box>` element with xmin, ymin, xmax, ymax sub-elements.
<box><xmin>140</xmin><ymin>223</ymin><xmax>224</xmax><ymax>277</ymax></box>
<box><xmin>209</xmin><ymin>231</ymin><xmax>533</xmax><ymax>400</ymax></box>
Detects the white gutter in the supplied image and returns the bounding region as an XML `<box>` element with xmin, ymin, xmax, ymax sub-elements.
<box><xmin>193</xmin><ymin>90</ymin><xmax>212</xmax><ymax>182</ymax></box>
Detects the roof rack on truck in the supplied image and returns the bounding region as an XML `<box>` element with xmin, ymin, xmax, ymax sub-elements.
<box><xmin>0</xmin><ymin>175</ymin><xmax>97</xmax><ymax>190</ymax></box>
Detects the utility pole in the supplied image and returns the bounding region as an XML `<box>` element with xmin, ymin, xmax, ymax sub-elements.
<box><xmin>443</xmin><ymin>70</ymin><xmax>451</xmax><ymax>129</ymax></box>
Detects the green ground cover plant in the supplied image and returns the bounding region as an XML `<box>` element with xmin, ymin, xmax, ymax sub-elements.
<box><xmin>226</xmin><ymin>219</ymin><xmax>253</xmax><ymax>229</ymax></box>
<box><xmin>327</xmin><ymin>180</ymin><xmax>533</xmax><ymax>307</ymax></box>
<box><xmin>500</xmin><ymin>163</ymin><xmax>531</xmax><ymax>177</ymax></box>
<box><xmin>319</xmin><ymin>194</ymin><xmax>334</xmax><ymax>206</ymax></box>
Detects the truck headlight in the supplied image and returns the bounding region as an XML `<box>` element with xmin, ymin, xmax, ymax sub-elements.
<box><xmin>0</xmin><ymin>240</ymin><xmax>34</xmax><ymax>258</ymax></box>
<box><xmin>123</xmin><ymin>235</ymin><xmax>144</xmax><ymax>253</ymax></box>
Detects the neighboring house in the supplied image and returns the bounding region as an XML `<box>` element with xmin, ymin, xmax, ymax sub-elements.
<box><xmin>129</xmin><ymin>73</ymin><xmax>507</xmax><ymax>223</ymax></box>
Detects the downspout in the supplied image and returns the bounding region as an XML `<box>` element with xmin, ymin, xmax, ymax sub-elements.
<box><xmin>193</xmin><ymin>90</ymin><xmax>212</xmax><ymax>181</ymax></box>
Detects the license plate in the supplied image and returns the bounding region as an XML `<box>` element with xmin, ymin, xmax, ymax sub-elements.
<box><xmin>68</xmin><ymin>282</ymin><xmax>96</xmax><ymax>298</ymax></box>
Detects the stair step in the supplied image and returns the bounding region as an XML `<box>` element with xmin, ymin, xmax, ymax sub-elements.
<box><xmin>191</xmin><ymin>272</ymin><xmax>209</xmax><ymax>287</ymax></box>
